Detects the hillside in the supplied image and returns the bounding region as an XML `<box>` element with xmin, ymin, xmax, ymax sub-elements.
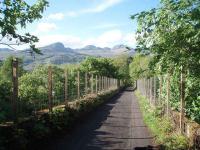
<box><xmin>0</xmin><ymin>42</ymin><xmax>135</xmax><ymax>69</ymax></box>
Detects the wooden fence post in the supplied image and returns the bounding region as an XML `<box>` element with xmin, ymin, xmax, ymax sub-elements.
<box><xmin>154</xmin><ymin>76</ymin><xmax>157</xmax><ymax>106</ymax></box>
<box><xmin>64</xmin><ymin>69</ymin><xmax>68</xmax><ymax>104</ymax></box>
<box><xmin>12</xmin><ymin>58</ymin><xmax>18</xmax><ymax>122</ymax></box>
<box><xmin>102</xmin><ymin>76</ymin><xmax>104</xmax><ymax>90</ymax></box>
<box><xmin>48</xmin><ymin>66</ymin><xmax>53</xmax><ymax>113</ymax></box>
<box><xmin>145</xmin><ymin>78</ymin><xmax>147</xmax><ymax>98</ymax></box>
<box><xmin>105</xmin><ymin>77</ymin><xmax>108</xmax><ymax>90</ymax></box>
<box><xmin>104</xmin><ymin>77</ymin><xmax>105</xmax><ymax>90</ymax></box>
<box><xmin>77</xmin><ymin>71</ymin><xmax>80</xmax><ymax>99</ymax></box>
<box><xmin>99</xmin><ymin>76</ymin><xmax>101</xmax><ymax>91</ymax></box>
<box><xmin>104</xmin><ymin>77</ymin><xmax>106</xmax><ymax>89</ymax></box>
<box><xmin>85</xmin><ymin>72</ymin><xmax>88</xmax><ymax>94</ymax></box>
<box><xmin>108</xmin><ymin>78</ymin><xmax>110</xmax><ymax>89</ymax></box>
<box><xmin>167</xmin><ymin>73</ymin><xmax>170</xmax><ymax>117</ymax></box>
<box><xmin>159</xmin><ymin>76</ymin><xmax>163</xmax><ymax>105</ymax></box>
<box><xmin>91</xmin><ymin>74</ymin><xmax>94</xmax><ymax>94</ymax></box>
<box><xmin>180</xmin><ymin>66</ymin><xmax>185</xmax><ymax>133</ymax></box>
<box><xmin>96</xmin><ymin>75</ymin><xmax>98</xmax><ymax>93</ymax></box>
<box><xmin>149</xmin><ymin>78</ymin><xmax>152</xmax><ymax>104</ymax></box>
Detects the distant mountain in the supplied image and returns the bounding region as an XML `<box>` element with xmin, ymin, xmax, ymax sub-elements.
<box><xmin>112</xmin><ymin>44</ymin><xmax>127</xmax><ymax>49</ymax></box>
<box><xmin>75</xmin><ymin>44</ymin><xmax>134</xmax><ymax>57</ymax></box>
<box><xmin>0</xmin><ymin>43</ymin><xmax>86</xmax><ymax>69</ymax></box>
<box><xmin>81</xmin><ymin>45</ymin><xmax>102</xmax><ymax>50</ymax></box>
<box><xmin>41</xmin><ymin>42</ymin><xmax>74</xmax><ymax>53</ymax></box>
<box><xmin>0</xmin><ymin>42</ymin><xmax>135</xmax><ymax>69</ymax></box>
<box><xmin>75</xmin><ymin>45</ymin><xmax>111</xmax><ymax>57</ymax></box>
<box><xmin>0</xmin><ymin>48</ymin><xmax>14</xmax><ymax>52</ymax></box>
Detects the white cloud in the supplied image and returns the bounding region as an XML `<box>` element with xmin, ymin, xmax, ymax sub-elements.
<box><xmin>82</xmin><ymin>0</ymin><xmax>123</xmax><ymax>13</ymax></box>
<box><xmin>124</xmin><ymin>33</ymin><xmax>137</xmax><ymax>47</ymax></box>
<box><xmin>35</xmin><ymin>30</ymin><xmax>136</xmax><ymax>49</ymax></box>
<box><xmin>36</xmin><ymin>34</ymin><xmax>82</xmax><ymax>48</ymax></box>
<box><xmin>48</xmin><ymin>13</ymin><xmax>65</xmax><ymax>20</ymax></box>
<box><xmin>94</xmin><ymin>30</ymin><xmax>123</xmax><ymax>47</ymax></box>
<box><xmin>0</xmin><ymin>29</ymin><xmax>136</xmax><ymax>50</ymax></box>
<box><xmin>36</xmin><ymin>23</ymin><xmax>57</xmax><ymax>32</ymax></box>
<box><xmin>66</xmin><ymin>11</ymin><xmax>78</xmax><ymax>17</ymax></box>
<box><xmin>65</xmin><ymin>0</ymin><xmax>123</xmax><ymax>17</ymax></box>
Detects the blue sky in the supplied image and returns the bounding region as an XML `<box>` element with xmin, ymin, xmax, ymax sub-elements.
<box><xmin>18</xmin><ymin>0</ymin><xmax>159</xmax><ymax>49</ymax></box>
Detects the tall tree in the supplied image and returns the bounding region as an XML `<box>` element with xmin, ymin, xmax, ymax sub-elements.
<box><xmin>131</xmin><ymin>0</ymin><xmax>200</xmax><ymax>123</ymax></box>
<box><xmin>80</xmin><ymin>57</ymin><xmax>118</xmax><ymax>78</ymax></box>
<box><xmin>112</xmin><ymin>54</ymin><xmax>130</xmax><ymax>81</ymax></box>
<box><xmin>131</xmin><ymin>0</ymin><xmax>200</xmax><ymax>73</ymax></box>
<box><xmin>0</xmin><ymin>0</ymin><xmax>49</xmax><ymax>53</ymax></box>
<box><xmin>129</xmin><ymin>53</ymin><xmax>151</xmax><ymax>81</ymax></box>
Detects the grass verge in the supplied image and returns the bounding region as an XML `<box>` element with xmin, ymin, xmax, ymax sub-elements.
<box><xmin>135</xmin><ymin>91</ymin><xmax>189</xmax><ymax>150</ymax></box>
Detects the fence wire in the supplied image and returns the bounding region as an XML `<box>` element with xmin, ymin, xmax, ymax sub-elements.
<box><xmin>1</xmin><ymin>60</ymin><xmax>121</xmax><ymax>123</ymax></box>
<box><xmin>137</xmin><ymin>76</ymin><xmax>200</xmax><ymax>147</ymax></box>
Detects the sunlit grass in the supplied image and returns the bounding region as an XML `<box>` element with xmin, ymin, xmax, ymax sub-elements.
<box><xmin>135</xmin><ymin>91</ymin><xmax>189</xmax><ymax>150</ymax></box>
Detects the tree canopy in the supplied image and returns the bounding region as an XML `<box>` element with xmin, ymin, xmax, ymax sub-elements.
<box><xmin>131</xmin><ymin>0</ymin><xmax>200</xmax><ymax>122</ymax></box>
<box><xmin>129</xmin><ymin>53</ymin><xmax>151</xmax><ymax>80</ymax></box>
<box><xmin>131</xmin><ymin>0</ymin><xmax>200</xmax><ymax>74</ymax></box>
<box><xmin>80</xmin><ymin>57</ymin><xmax>118</xmax><ymax>78</ymax></box>
<box><xmin>0</xmin><ymin>0</ymin><xmax>49</xmax><ymax>53</ymax></box>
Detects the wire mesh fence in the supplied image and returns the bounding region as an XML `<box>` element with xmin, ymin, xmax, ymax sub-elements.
<box><xmin>0</xmin><ymin>59</ymin><xmax>121</xmax><ymax>123</ymax></box>
<box><xmin>137</xmin><ymin>76</ymin><xmax>200</xmax><ymax>147</ymax></box>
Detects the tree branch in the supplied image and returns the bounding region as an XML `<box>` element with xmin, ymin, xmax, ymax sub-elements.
<box><xmin>0</xmin><ymin>43</ymin><xmax>18</xmax><ymax>50</ymax></box>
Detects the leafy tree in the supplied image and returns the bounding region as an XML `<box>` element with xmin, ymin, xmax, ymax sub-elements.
<box><xmin>0</xmin><ymin>56</ymin><xmax>24</xmax><ymax>81</ymax></box>
<box><xmin>129</xmin><ymin>53</ymin><xmax>151</xmax><ymax>81</ymax></box>
<box><xmin>131</xmin><ymin>0</ymin><xmax>200</xmax><ymax>73</ymax></box>
<box><xmin>19</xmin><ymin>65</ymin><xmax>65</xmax><ymax>111</ymax></box>
<box><xmin>112</xmin><ymin>54</ymin><xmax>131</xmax><ymax>82</ymax></box>
<box><xmin>80</xmin><ymin>57</ymin><xmax>118</xmax><ymax>78</ymax></box>
<box><xmin>132</xmin><ymin>0</ymin><xmax>200</xmax><ymax>122</ymax></box>
<box><xmin>0</xmin><ymin>57</ymin><xmax>25</xmax><ymax>121</ymax></box>
<box><xmin>0</xmin><ymin>0</ymin><xmax>49</xmax><ymax>53</ymax></box>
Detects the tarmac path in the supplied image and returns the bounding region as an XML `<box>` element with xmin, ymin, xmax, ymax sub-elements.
<box><xmin>48</xmin><ymin>88</ymin><xmax>155</xmax><ymax>150</ymax></box>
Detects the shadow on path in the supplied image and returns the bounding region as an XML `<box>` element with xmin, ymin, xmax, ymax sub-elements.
<box><xmin>46</xmin><ymin>88</ymin><xmax>157</xmax><ymax>150</ymax></box>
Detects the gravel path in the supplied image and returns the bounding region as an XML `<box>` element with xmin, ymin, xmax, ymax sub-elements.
<box><xmin>48</xmin><ymin>88</ymin><xmax>155</xmax><ymax>150</ymax></box>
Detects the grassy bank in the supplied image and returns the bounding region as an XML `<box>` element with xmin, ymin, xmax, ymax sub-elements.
<box><xmin>0</xmin><ymin>88</ymin><xmax>120</xmax><ymax>150</ymax></box>
<box><xmin>135</xmin><ymin>91</ymin><xmax>189</xmax><ymax>150</ymax></box>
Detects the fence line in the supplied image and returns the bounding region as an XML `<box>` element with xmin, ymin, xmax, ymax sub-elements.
<box><xmin>3</xmin><ymin>59</ymin><xmax>122</xmax><ymax>123</ymax></box>
<box><xmin>137</xmin><ymin>76</ymin><xmax>200</xmax><ymax>140</ymax></box>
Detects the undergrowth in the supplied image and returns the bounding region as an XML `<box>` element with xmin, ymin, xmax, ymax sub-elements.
<box><xmin>135</xmin><ymin>91</ymin><xmax>189</xmax><ymax>150</ymax></box>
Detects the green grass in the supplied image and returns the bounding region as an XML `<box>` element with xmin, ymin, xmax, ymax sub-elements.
<box><xmin>135</xmin><ymin>91</ymin><xmax>189</xmax><ymax>150</ymax></box>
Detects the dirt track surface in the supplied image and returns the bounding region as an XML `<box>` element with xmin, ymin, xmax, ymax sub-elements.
<box><xmin>48</xmin><ymin>88</ymin><xmax>154</xmax><ymax>150</ymax></box>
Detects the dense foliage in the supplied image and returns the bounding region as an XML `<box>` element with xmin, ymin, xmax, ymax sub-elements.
<box><xmin>79</xmin><ymin>57</ymin><xmax>118</xmax><ymax>77</ymax></box>
<box><xmin>0</xmin><ymin>56</ymin><xmax>126</xmax><ymax>122</ymax></box>
<box><xmin>129</xmin><ymin>53</ymin><xmax>151</xmax><ymax>81</ymax></box>
<box><xmin>0</xmin><ymin>0</ymin><xmax>48</xmax><ymax>53</ymax></box>
<box><xmin>131</xmin><ymin>0</ymin><xmax>200</xmax><ymax>123</ymax></box>
<box><xmin>112</xmin><ymin>54</ymin><xmax>131</xmax><ymax>84</ymax></box>
<box><xmin>0</xmin><ymin>57</ymin><xmax>24</xmax><ymax>121</ymax></box>
<box><xmin>80</xmin><ymin>56</ymin><xmax>131</xmax><ymax>82</ymax></box>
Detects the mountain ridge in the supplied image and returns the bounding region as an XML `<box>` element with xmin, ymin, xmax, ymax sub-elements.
<box><xmin>0</xmin><ymin>42</ymin><xmax>135</xmax><ymax>69</ymax></box>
